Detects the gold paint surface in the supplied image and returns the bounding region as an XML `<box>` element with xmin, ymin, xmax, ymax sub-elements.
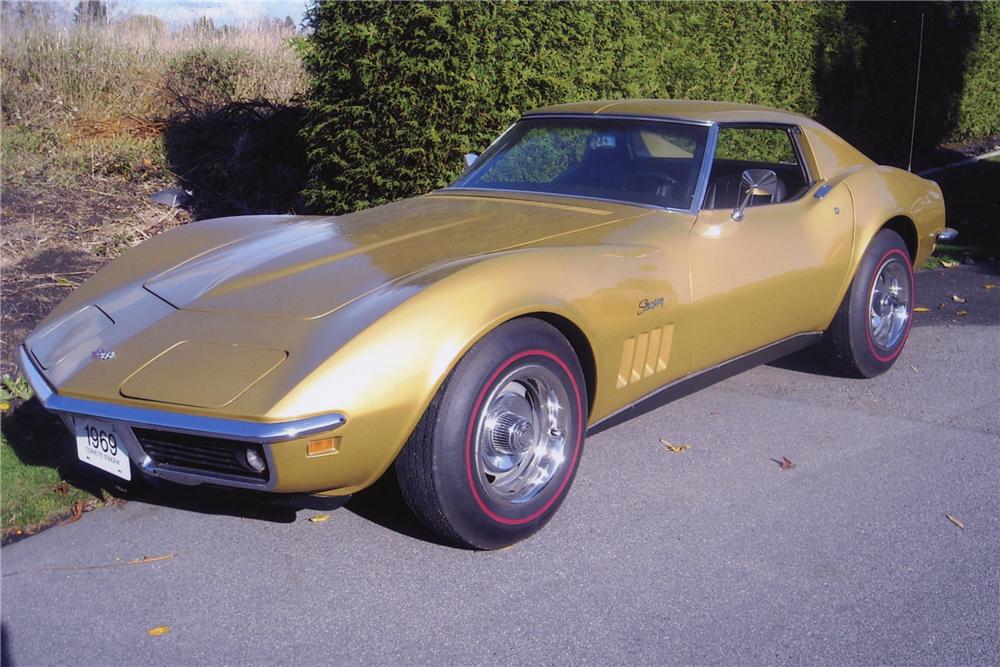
<box><xmin>120</xmin><ymin>341</ymin><xmax>287</xmax><ymax>408</ymax></box>
<box><xmin>23</xmin><ymin>100</ymin><xmax>946</xmax><ymax>495</ymax></box>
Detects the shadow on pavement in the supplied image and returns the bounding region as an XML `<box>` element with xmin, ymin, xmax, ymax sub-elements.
<box><xmin>343</xmin><ymin>467</ymin><xmax>457</xmax><ymax>548</ymax></box>
<box><xmin>766</xmin><ymin>344</ymin><xmax>843</xmax><ymax>378</ymax></box>
<box><xmin>2</xmin><ymin>398</ymin><xmax>451</xmax><ymax>547</ymax></box>
<box><xmin>1</xmin><ymin>622</ymin><xmax>11</xmax><ymax>667</ymax></box>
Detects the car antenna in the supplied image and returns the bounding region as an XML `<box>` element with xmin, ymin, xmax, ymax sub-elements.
<box><xmin>907</xmin><ymin>13</ymin><xmax>925</xmax><ymax>173</ymax></box>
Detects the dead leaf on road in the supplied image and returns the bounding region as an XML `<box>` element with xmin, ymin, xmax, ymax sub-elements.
<box><xmin>951</xmin><ymin>294</ymin><xmax>967</xmax><ymax>303</ymax></box>
<box><xmin>146</xmin><ymin>626</ymin><xmax>171</xmax><ymax>637</ymax></box>
<box><xmin>984</xmin><ymin>283</ymin><xmax>998</xmax><ymax>290</ymax></box>
<box><xmin>778</xmin><ymin>456</ymin><xmax>796</xmax><ymax>470</ymax></box>
<box><xmin>956</xmin><ymin>310</ymin><xmax>969</xmax><ymax>317</ymax></box>
<box><xmin>60</xmin><ymin>501</ymin><xmax>85</xmax><ymax>526</ymax></box>
<box><xmin>308</xmin><ymin>514</ymin><xmax>331</xmax><ymax>523</ymax></box>
<box><xmin>128</xmin><ymin>554</ymin><xmax>175</xmax><ymax>566</ymax></box>
<box><xmin>913</xmin><ymin>307</ymin><xmax>930</xmax><ymax>313</ymax></box>
<box><xmin>658</xmin><ymin>438</ymin><xmax>690</xmax><ymax>453</ymax></box>
<box><xmin>946</xmin><ymin>514</ymin><xmax>965</xmax><ymax>529</ymax></box>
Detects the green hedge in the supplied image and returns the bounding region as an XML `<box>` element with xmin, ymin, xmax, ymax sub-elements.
<box><xmin>300</xmin><ymin>1</ymin><xmax>999</xmax><ymax>214</ymax></box>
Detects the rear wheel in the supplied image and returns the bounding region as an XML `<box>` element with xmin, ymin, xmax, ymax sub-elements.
<box><xmin>822</xmin><ymin>229</ymin><xmax>915</xmax><ymax>377</ymax></box>
<box><xmin>396</xmin><ymin>318</ymin><xmax>586</xmax><ymax>550</ymax></box>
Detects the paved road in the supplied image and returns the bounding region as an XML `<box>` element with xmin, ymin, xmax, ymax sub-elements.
<box><xmin>3</xmin><ymin>265</ymin><xmax>998</xmax><ymax>666</ymax></box>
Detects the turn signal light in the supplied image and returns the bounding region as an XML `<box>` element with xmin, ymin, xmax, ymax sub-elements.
<box><xmin>307</xmin><ymin>437</ymin><xmax>340</xmax><ymax>457</ymax></box>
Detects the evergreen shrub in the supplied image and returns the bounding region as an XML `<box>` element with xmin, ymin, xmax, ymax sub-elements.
<box><xmin>300</xmin><ymin>1</ymin><xmax>999</xmax><ymax>214</ymax></box>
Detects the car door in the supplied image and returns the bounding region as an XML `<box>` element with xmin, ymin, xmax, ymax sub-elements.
<box><xmin>687</xmin><ymin>124</ymin><xmax>853</xmax><ymax>370</ymax></box>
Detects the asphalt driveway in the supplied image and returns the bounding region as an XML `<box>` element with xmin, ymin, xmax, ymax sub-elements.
<box><xmin>2</xmin><ymin>265</ymin><xmax>998</xmax><ymax>666</ymax></box>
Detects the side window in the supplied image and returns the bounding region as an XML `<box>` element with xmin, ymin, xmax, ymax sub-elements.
<box><xmin>714</xmin><ymin>127</ymin><xmax>797</xmax><ymax>164</ymax></box>
<box><xmin>704</xmin><ymin>126</ymin><xmax>811</xmax><ymax>210</ymax></box>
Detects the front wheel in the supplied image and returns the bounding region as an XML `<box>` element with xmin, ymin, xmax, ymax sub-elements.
<box><xmin>396</xmin><ymin>318</ymin><xmax>587</xmax><ymax>549</ymax></box>
<box><xmin>822</xmin><ymin>229</ymin><xmax>915</xmax><ymax>378</ymax></box>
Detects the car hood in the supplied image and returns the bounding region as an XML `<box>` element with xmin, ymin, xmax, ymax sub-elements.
<box><xmin>143</xmin><ymin>191</ymin><xmax>640</xmax><ymax>319</ymax></box>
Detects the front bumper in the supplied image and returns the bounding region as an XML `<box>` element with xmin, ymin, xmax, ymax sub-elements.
<box><xmin>17</xmin><ymin>345</ymin><xmax>347</xmax><ymax>492</ymax></box>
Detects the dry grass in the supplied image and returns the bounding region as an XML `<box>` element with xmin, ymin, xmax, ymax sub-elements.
<box><xmin>0</xmin><ymin>15</ymin><xmax>309</xmax><ymax>377</ymax></box>
<box><xmin>0</xmin><ymin>13</ymin><xmax>310</xmax><ymax>536</ymax></box>
<box><xmin>1</xmin><ymin>17</ymin><xmax>307</xmax><ymax>130</ymax></box>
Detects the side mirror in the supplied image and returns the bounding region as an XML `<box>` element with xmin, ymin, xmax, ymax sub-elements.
<box><xmin>732</xmin><ymin>168</ymin><xmax>778</xmax><ymax>221</ymax></box>
<box><xmin>464</xmin><ymin>153</ymin><xmax>479</xmax><ymax>168</ymax></box>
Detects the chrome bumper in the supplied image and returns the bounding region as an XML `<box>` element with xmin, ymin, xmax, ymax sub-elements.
<box><xmin>17</xmin><ymin>345</ymin><xmax>346</xmax><ymax>490</ymax></box>
<box><xmin>937</xmin><ymin>227</ymin><xmax>958</xmax><ymax>242</ymax></box>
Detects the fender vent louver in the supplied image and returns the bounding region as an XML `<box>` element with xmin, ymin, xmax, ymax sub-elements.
<box><xmin>617</xmin><ymin>325</ymin><xmax>674</xmax><ymax>388</ymax></box>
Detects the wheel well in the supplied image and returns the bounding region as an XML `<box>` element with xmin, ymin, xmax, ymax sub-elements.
<box><xmin>882</xmin><ymin>216</ymin><xmax>918</xmax><ymax>263</ymax></box>
<box><xmin>529</xmin><ymin>313</ymin><xmax>597</xmax><ymax>416</ymax></box>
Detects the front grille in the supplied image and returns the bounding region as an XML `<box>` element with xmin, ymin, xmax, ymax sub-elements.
<box><xmin>133</xmin><ymin>428</ymin><xmax>269</xmax><ymax>481</ymax></box>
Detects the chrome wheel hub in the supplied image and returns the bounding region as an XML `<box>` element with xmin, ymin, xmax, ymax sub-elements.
<box><xmin>475</xmin><ymin>364</ymin><xmax>571</xmax><ymax>505</ymax></box>
<box><xmin>868</xmin><ymin>257</ymin><xmax>911</xmax><ymax>350</ymax></box>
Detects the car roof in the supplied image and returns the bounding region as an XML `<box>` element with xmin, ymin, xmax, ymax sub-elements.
<box><xmin>525</xmin><ymin>99</ymin><xmax>808</xmax><ymax>125</ymax></box>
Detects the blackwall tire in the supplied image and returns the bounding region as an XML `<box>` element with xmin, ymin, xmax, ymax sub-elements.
<box><xmin>822</xmin><ymin>229</ymin><xmax>915</xmax><ymax>378</ymax></box>
<box><xmin>396</xmin><ymin>318</ymin><xmax>587</xmax><ymax>550</ymax></box>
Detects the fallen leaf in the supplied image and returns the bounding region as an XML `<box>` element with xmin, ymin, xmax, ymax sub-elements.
<box><xmin>658</xmin><ymin>438</ymin><xmax>690</xmax><ymax>453</ymax></box>
<box><xmin>984</xmin><ymin>283</ymin><xmax>998</xmax><ymax>289</ymax></box>
<box><xmin>956</xmin><ymin>310</ymin><xmax>969</xmax><ymax>316</ymax></box>
<box><xmin>951</xmin><ymin>294</ymin><xmax>967</xmax><ymax>303</ymax></box>
<box><xmin>945</xmin><ymin>514</ymin><xmax>965</xmax><ymax>529</ymax></box>
<box><xmin>0</xmin><ymin>402</ymin><xmax>9</xmax><ymax>412</ymax></box>
<box><xmin>308</xmin><ymin>514</ymin><xmax>331</xmax><ymax>523</ymax></box>
<box><xmin>779</xmin><ymin>456</ymin><xmax>796</xmax><ymax>470</ymax></box>
<box><xmin>146</xmin><ymin>626</ymin><xmax>171</xmax><ymax>637</ymax></box>
<box><xmin>60</xmin><ymin>501</ymin><xmax>85</xmax><ymax>526</ymax></box>
<box><xmin>127</xmin><ymin>554</ymin><xmax>175</xmax><ymax>565</ymax></box>
<box><xmin>53</xmin><ymin>482</ymin><xmax>70</xmax><ymax>496</ymax></box>
<box><xmin>913</xmin><ymin>307</ymin><xmax>930</xmax><ymax>313</ymax></box>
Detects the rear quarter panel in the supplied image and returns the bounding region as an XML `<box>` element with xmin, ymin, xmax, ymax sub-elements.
<box><xmin>843</xmin><ymin>166</ymin><xmax>946</xmax><ymax>274</ymax></box>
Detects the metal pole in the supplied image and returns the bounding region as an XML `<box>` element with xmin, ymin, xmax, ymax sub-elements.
<box><xmin>907</xmin><ymin>14</ymin><xmax>925</xmax><ymax>172</ymax></box>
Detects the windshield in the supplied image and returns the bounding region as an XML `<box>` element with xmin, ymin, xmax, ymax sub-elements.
<box><xmin>451</xmin><ymin>117</ymin><xmax>710</xmax><ymax>210</ymax></box>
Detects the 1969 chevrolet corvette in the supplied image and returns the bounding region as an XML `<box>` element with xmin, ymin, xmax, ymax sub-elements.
<box><xmin>20</xmin><ymin>100</ymin><xmax>950</xmax><ymax>548</ymax></box>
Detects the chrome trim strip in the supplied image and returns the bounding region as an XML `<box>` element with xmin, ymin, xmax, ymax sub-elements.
<box><xmin>435</xmin><ymin>187</ymin><xmax>694</xmax><ymax>214</ymax></box>
<box><xmin>692</xmin><ymin>123</ymin><xmax>719</xmax><ymax>212</ymax></box>
<box><xmin>522</xmin><ymin>112</ymin><xmax>714</xmax><ymax>127</ymax></box>
<box><xmin>17</xmin><ymin>345</ymin><xmax>346</xmax><ymax>444</ymax></box>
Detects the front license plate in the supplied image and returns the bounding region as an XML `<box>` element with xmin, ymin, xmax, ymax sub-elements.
<box><xmin>75</xmin><ymin>418</ymin><xmax>132</xmax><ymax>481</ymax></box>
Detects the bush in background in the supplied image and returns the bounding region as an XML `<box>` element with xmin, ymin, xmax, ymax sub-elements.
<box><xmin>300</xmin><ymin>0</ymin><xmax>1000</xmax><ymax>215</ymax></box>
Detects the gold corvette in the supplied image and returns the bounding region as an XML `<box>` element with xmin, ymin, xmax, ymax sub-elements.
<box><xmin>20</xmin><ymin>100</ymin><xmax>950</xmax><ymax>549</ymax></box>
